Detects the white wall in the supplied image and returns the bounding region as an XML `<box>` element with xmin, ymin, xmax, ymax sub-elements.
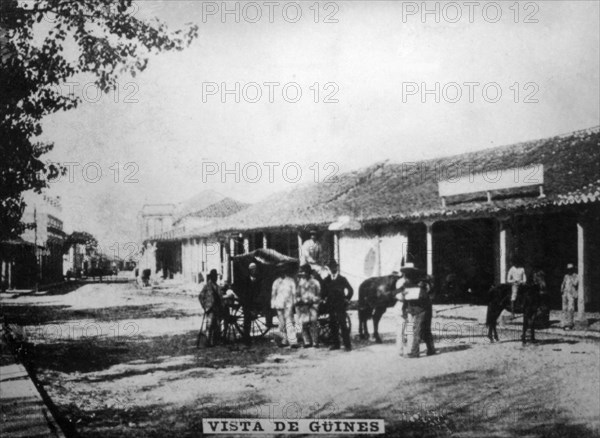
<box><xmin>338</xmin><ymin>226</ymin><xmax>407</xmax><ymax>299</ymax></box>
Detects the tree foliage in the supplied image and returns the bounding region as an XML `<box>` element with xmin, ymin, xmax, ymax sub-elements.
<box><xmin>0</xmin><ymin>0</ymin><xmax>198</xmax><ymax>240</ymax></box>
<box><xmin>63</xmin><ymin>230</ymin><xmax>98</xmax><ymax>255</ymax></box>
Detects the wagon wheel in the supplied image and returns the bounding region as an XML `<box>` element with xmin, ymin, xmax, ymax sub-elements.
<box><xmin>244</xmin><ymin>307</ymin><xmax>271</xmax><ymax>338</ymax></box>
<box><xmin>318</xmin><ymin>312</ymin><xmax>352</xmax><ymax>344</ymax></box>
<box><xmin>318</xmin><ymin>314</ymin><xmax>333</xmax><ymax>344</ymax></box>
<box><xmin>220</xmin><ymin>305</ymin><xmax>244</xmax><ymax>344</ymax></box>
<box><xmin>220</xmin><ymin>305</ymin><xmax>271</xmax><ymax>343</ymax></box>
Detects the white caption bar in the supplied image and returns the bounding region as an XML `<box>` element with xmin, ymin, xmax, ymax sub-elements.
<box><xmin>202</xmin><ymin>418</ymin><xmax>385</xmax><ymax>434</ymax></box>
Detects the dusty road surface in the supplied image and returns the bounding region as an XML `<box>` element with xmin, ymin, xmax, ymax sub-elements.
<box><xmin>1</xmin><ymin>281</ymin><xmax>599</xmax><ymax>437</ymax></box>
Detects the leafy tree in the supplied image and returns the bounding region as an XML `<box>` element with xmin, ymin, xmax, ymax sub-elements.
<box><xmin>63</xmin><ymin>230</ymin><xmax>98</xmax><ymax>255</ymax></box>
<box><xmin>0</xmin><ymin>0</ymin><xmax>198</xmax><ymax>240</ymax></box>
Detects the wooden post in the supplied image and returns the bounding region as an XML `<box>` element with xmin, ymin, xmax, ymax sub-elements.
<box><xmin>262</xmin><ymin>233</ymin><xmax>268</xmax><ymax>249</ymax></box>
<box><xmin>229</xmin><ymin>237</ymin><xmax>235</xmax><ymax>284</ymax></box>
<box><xmin>297</xmin><ymin>233</ymin><xmax>303</xmax><ymax>259</ymax></box>
<box><xmin>499</xmin><ymin>225</ymin><xmax>507</xmax><ymax>283</ymax></box>
<box><xmin>334</xmin><ymin>233</ymin><xmax>339</xmax><ymax>266</ymax></box>
<box><xmin>577</xmin><ymin>218</ymin><xmax>586</xmax><ymax>320</ymax></box>
<box><xmin>424</xmin><ymin>221</ymin><xmax>434</xmax><ymax>276</ymax></box>
<box><xmin>377</xmin><ymin>232</ymin><xmax>382</xmax><ymax>276</ymax></box>
<box><xmin>8</xmin><ymin>261</ymin><xmax>13</xmax><ymax>290</ymax></box>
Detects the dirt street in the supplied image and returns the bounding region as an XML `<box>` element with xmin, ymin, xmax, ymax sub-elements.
<box><xmin>1</xmin><ymin>281</ymin><xmax>599</xmax><ymax>437</ymax></box>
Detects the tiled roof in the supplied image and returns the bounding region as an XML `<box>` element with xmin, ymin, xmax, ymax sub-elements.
<box><xmin>145</xmin><ymin>198</ymin><xmax>248</xmax><ymax>242</ymax></box>
<box><xmin>140</xmin><ymin>204</ymin><xmax>176</xmax><ymax>216</ymax></box>
<box><xmin>556</xmin><ymin>179</ymin><xmax>600</xmax><ymax>205</ymax></box>
<box><xmin>146</xmin><ymin>127</ymin><xmax>599</xmax><ymax>241</ymax></box>
<box><xmin>175</xmin><ymin>198</ymin><xmax>249</xmax><ymax>222</ymax></box>
<box><xmin>214</xmin><ymin>127</ymin><xmax>599</xmax><ymax>232</ymax></box>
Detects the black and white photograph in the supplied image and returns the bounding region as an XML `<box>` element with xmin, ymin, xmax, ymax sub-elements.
<box><xmin>1</xmin><ymin>1</ymin><xmax>599</xmax><ymax>437</ymax></box>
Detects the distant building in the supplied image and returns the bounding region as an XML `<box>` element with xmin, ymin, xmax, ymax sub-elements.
<box><xmin>137</xmin><ymin>204</ymin><xmax>176</xmax><ymax>242</ymax></box>
<box><xmin>1</xmin><ymin>192</ymin><xmax>66</xmax><ymax>289</ymax></box>
<box><xmin>137</xmin><ymin>191</ymin><xmax>248</xmax><ymax>283</ymax></box>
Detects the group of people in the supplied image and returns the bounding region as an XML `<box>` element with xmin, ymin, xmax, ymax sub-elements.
<box><xmin>506</xmin><ymin>258</ymin><xmax>580</xmax><ymax>330</ymax></box>
<box><xmin>271</xmin><ymin>260</ymin><xmax>354</xmax><ymax>351</ymax></box>
<box><xmin>197</xmin><ymin>259</ymin><xmax>355</xmax><ymax>351</ymax></box>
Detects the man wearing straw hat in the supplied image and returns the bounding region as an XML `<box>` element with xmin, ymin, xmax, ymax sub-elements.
<box><xmin>296</xmin><ymin>264</ymin><xmax>322</xmax><ymax>348</ymax></box>
<box><xmin>397</xmin><ymin>263</ymin><xmax>436</xmax><ymax>358</ymax></box>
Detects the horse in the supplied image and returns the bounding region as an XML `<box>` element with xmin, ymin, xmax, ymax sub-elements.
<box><xmin>486</xmin><ymin>283</ymin><xmax>541</xmax><ymax>345</ymax></box>
<box><xmin>357</xmin><ymin>274</ymin><xmax>401</xmax><ymax>343</ymax></box>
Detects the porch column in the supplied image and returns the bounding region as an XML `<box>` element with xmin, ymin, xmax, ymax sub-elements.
<box><xmin>8</xmin><ymin>261</ymin><xmax>13</xmax><ymax>290</ymax></box>
<box><xmin>377</xmin><ymin>232</ymin><xmax>382</xmax><ymax>276</ymax></box>
<box><xmin>297</xmin><ymin>233</ymin><xmax>303</xmax><ymax>259</ymax></box>
<box><xmin>577</xmin><ymin>217</ymin><xmax>586</xmax><ymax>319</ymax></box>
<box><xmin>424</xmin><ymin>221</ymin><xmax>434</xmax><ymax>276</ymax></box>
<box><xmin>1</xmin><ymin>260</ymin><xmax>6</xmax><ymax>290</ymax></box>
<box><xmin>229</xmin><ymin>237</ymin><xmax>236</xmax><ymax>284</ymax></box>
<box><xmin>201</xmin><ymin>239</ymin><xmax>207</xmax><ymax>273</ymax></box>
<box><xmin>333</xmin><ymin>233</ymin><xmax>339</xmax><ymax>266</ymax></box>
<box><xmin>496</xmin><ymin>218</ymin><xmax>509</xmax><ymax>284</ymax></box>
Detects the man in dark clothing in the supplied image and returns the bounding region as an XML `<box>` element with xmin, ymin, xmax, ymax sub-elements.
<box><xmin>398</xmin><ymin>264</ymin><xmax>435</xmax><ymax>358</ymax></box>
<box><xmin>199</xmin><ymin>269</ymin><xmax>223</xmax><ymax>347</ymax></box>
<box><xmin>322</xmin><ymin>261</ymin><xmax>353</xmax><ymax>351</ymax></box>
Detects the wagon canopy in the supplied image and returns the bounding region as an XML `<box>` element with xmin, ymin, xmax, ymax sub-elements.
<box><xmin>231</xmin><ymin>249</ymin><xmax>299</xmax><ymax>307</ymax></box>
<box><xmin>232</xmin><ymin>248</ymin><xmax>298</xmax><ymax>275</ymax></box>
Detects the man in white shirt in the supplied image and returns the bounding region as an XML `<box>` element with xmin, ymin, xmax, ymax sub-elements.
<box><xmin>271</xmin><ymin>266</ymin><xmax>299</xmax><ymax>348</ymax></box>
<box><xmin>300</xmin><ymin>230</ymin><xmax>323</xmax><ymax>267</ymax></box>
<box><xmin>507</xmin><ymin>258</ymin><xmax>527</xmax><ymax>319</ymax></box>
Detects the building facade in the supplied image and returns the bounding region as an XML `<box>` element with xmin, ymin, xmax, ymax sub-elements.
<box><xmin>142</xmin><ymin>128</ymin><xmax>600</xmax><ymax>317</ymax></box>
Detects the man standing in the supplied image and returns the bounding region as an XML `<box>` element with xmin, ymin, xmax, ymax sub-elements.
<box><xmin>296</xmin><ymin>264</ymin><xmax>322</xmax><ymax>348</ymax></box>
<box><xmin>240</xmin><ymin>262</ymin><xmax>260</xmax><ymax>346</ymax></box>
<box><xmin>322</xmin><ymin>260</ymin><xmax>353</xmax><ymax>351</ymax></box>
<box><xmin>398</xmin><ymin>264</ymin><xmax>435</xmax><ymax>358</ymax></box>
<box><xmin>561</xmin><ymin>263</ymin><xmax>579</xmax><ymax>330</ymax></box>
<box><xmin>533</xmin><ymin>266</ymin><xmax>549</xmax><ymax>328</ymax></box>
<box><xmin>507</xmin><ymin>258</ymin><xmax>527</xmax><ymax>319</ymax></box>
<box><xmin>271</xmin><ymin>265</ymin><xmax>299</xmax><ymax>348</ymax></box>
<box><xmin>198</xmin><ymin>269</ymin><xmax>223</xmax><ymax>347</ymax></box>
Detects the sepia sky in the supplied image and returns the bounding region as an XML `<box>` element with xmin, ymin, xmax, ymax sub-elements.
<box><xmin>37</xmin><ymin>0</ymin><xmax>600</xmax><ymax>250</ymax></box>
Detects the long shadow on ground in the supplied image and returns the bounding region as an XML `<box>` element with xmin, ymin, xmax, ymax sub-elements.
<box><xmin>21</xmin><ymin>331</ymin><xmax>284</xmax><ymax>374</ymax></box>
<box><xmin>1</xmin><ymin>302</ymin><xmax>194</xmax><ymax>326</ymax></box>
<box><xmin>341</xmin><ymin>368</ymin><xmax>598</xmax><ymax>438</ymax></box>
<box><xmin>57</xmin><ymin>393</ymin><xmax>273</xmax><ymax>438</ymax></box>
